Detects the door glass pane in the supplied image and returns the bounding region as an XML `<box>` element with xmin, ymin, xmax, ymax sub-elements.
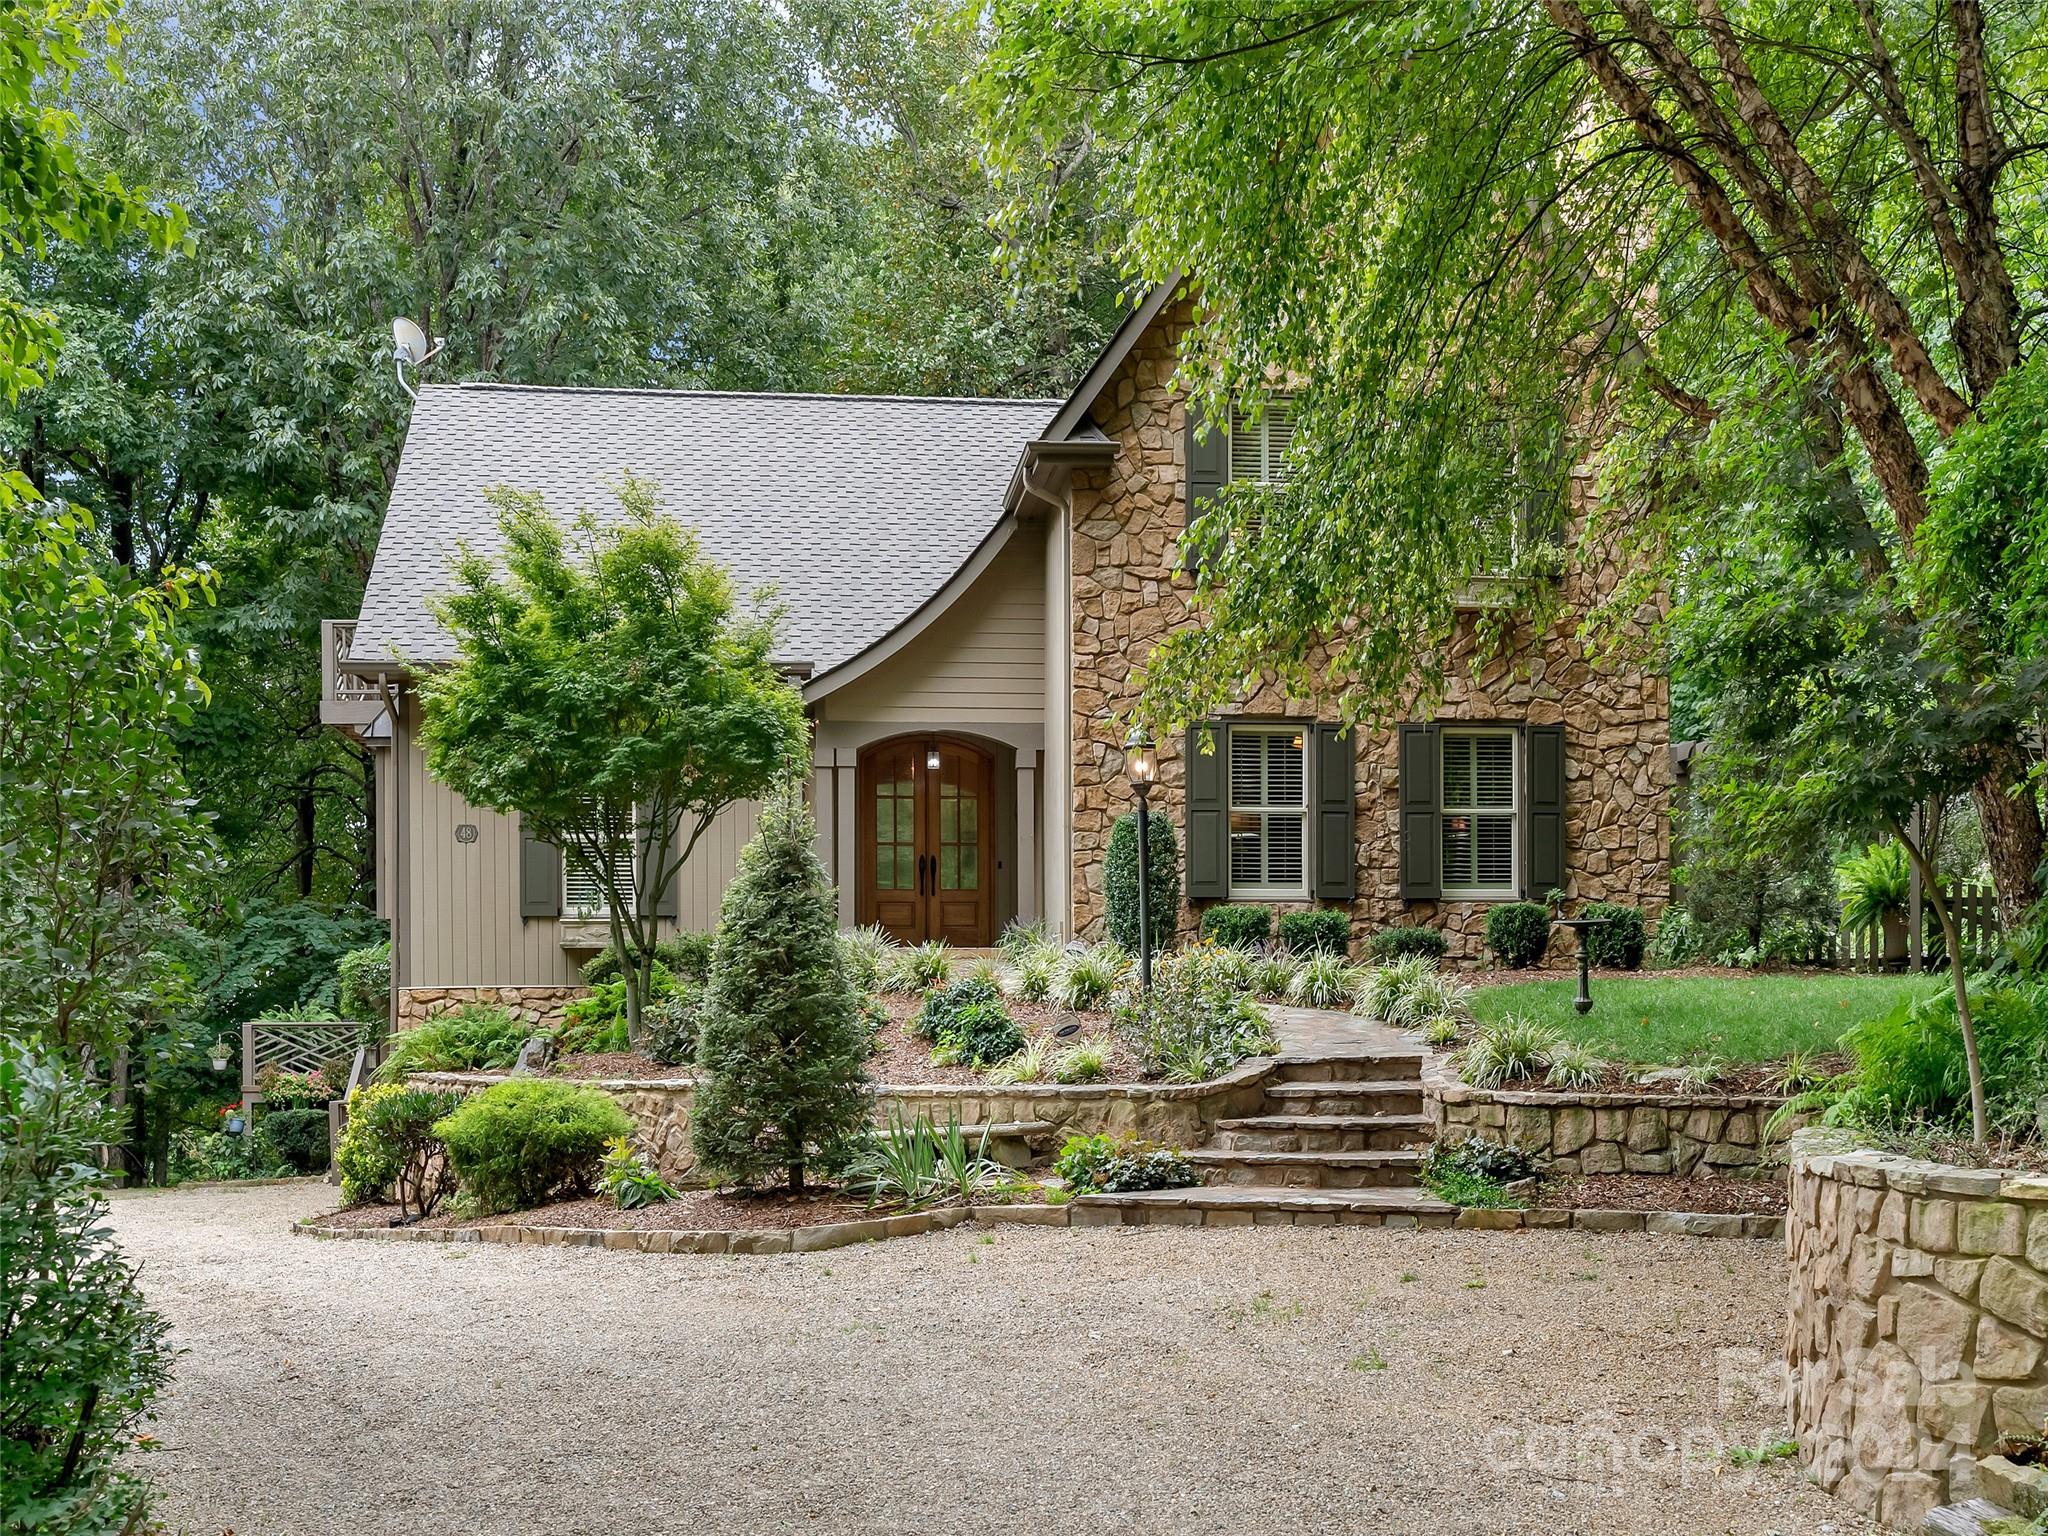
<box><xmin>875</xmin><ymin>765</ymin><xmax>914</xmax><ymax>890</ymax></box>
<box><xmin>940</xmin><ymin>845</ymin><xmax>958</xmax><ymax>889</ymax></box>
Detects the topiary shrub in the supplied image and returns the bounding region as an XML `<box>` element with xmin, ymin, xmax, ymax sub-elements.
<box><xmin>263</xmin><ymin>1107</ymin><xmax>331</xmax><ymax>1174</ymax></box>
<box><xmin>1579</xmin><ymin>902</ymin><xmax>1646</xmax><ymax>970</ymax></box>
<box><xmin>1483</xmin><ymin>902</ymin><xmax>1551</xmax><ymax>968</ymax></box>
<box><xmin>433</xmin><ymin>1078</ymin><xmax>633</xmax><ymax>1214</ymax></box>
<box><xmin>1200</xmin><ymin>904</ymin><xmax>1272</xmax><ymax>949</ymax></box>
<box><xmin>1</xmin><ymin>1043</ymin><xmax>173</xmax><ymax>1536</ymax></box>
<box><xmin>692</xmin><ymin>786</ymin><xmax>874</xmax><ymax>1192</ymax></box>
<box><xmin>1277</xmin><ymin>908</ymin><xmax>1350</xmax><ymax>955</ymax></box>
<box><xmin>1104</xmin><ymin>810</ymin><xmax>1180</xmax><ymax>954</ymax></box>
<box><xmin>336</xmin><ymin>1082</ymin><xmax>467</xmax><ymax>1216</ymax></box>
<box><xmin>1368</xmin><ymin>925</ymin><xmax>1449</xmax><ymax>962</ymax></box>
<box><xmin>336</xmin><ymin>940</ymin><xmax>391</xmax><ymax>1026</ymax></box>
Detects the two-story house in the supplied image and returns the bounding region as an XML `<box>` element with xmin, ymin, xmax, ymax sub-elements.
<box><xmin>324</xmin><ymin>282</ymin><xmax>1669</xmax><ymax>1029</ymax></box>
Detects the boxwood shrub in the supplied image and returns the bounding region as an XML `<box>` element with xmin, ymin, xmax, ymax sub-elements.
<box><xmin>433</xmin><ymin>1079</ymin><xmax>633</xmax><ymax>1214</ymax></box>
<box><xmin>1580</xmin><ymin>902</ymin><xmax>1647</xmax><ymax>970</ymax></box>
<box><xmin>1483</xmin><ymin>902</ymin><xmax>1552</xmax><ymax>969</ymax></box>
<box><xmin>1368</xmin><ymin>925</ymin><xmax>1449</xmax><ymax>962</ymax></box>
<box><xmin>1199</xmin><ymin>904</ymin><xmax>1272</xmax><ymax>949</ymax></box>
<box><xmin>1277</xmin><ymin>909</ymin><xmax>1350</xmax><ymax>956</ymax></box>
<box><xmin>1104</xmin><ymin>810</ymin><xmax>1180</xmax><ymax>954</ymax></box>
<box><xmin>263</xmin><ymin>1106</ymin><xmax>332</xmax><ymax>1174</ymax></box>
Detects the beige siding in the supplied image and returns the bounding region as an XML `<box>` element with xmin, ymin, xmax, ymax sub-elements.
<box><xmin>396</xmin><ymin>717</ymin><xmax>756</xmax><ymax>988</ymax></box>
<box><xmin>815</xmin><ymin>538</ymin><xmax>1045</xmax><ymax>725</ymax></box>
<box><xmin>1042</xmin><ymin>512</ymin><xmax>1071</xmax><ymax>937</ymax></box>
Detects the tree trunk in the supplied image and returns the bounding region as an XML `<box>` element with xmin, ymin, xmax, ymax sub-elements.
<box><xmin>1900</xmin><ymin>824</ymin><xmax>1989</xmax><ymax>1145</ymax></box>
<box><xmin>1973</xmin><ymin>746</ymin><xmax>2044</xmax><ymax>929</ymax></box>
<box><xmin>296</xmin><ymin>786</ymin><xmax>317</xmax><ymax>898</ymax></box>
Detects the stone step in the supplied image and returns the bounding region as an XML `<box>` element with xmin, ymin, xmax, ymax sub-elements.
<box><xmin>1212</xmin><ymin>1113</ymin><xmax>1434</xmax><ymax>1153</ymax></box>
<box><xmin>1070</xmin><ymin>1183</ymin><xmax>1456</xmax><ymax>1229</ymax></box>
<box><xmin>1188</xmin><ymin>1147</ymin><xmax>1425</xmax><ymax>1190</ymax></box>
<box><xmin>1261</xmin><ymin>1081</ymin><xmax>1426</xmax><ymax>1117</ymax></box>
<box><xmin>1274</xmin><ymin>1051</ymin><xmax>1428</xmax><ymax>1085</ymax></box>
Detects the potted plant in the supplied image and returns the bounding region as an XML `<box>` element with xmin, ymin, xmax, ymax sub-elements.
<box><xmin>1837</xmin><ymin>841</ymin><xmax>1911</xmax><ymax>965</ymax></box>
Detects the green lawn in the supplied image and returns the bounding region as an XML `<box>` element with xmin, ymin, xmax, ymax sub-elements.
<box><xmin>1468</xmin><ymin>973</ymin><xmax>1943</xmax><ymax>1065</ymax></box>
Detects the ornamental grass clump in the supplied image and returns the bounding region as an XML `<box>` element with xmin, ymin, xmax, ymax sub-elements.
<box><xmin>1457</xmin><ymin>1014</ymin><xmax>1564</xmax><ymax>1089</ymax></box>
<box><xmin>838</xmin><ymin>924</ymin><xmax>896</xmax><ymax>993</ymax></box>
<box><xmin>1052</xmin><ymin>942</ymin><xmax>1128</xmax><ymax>1011</ymax></box>
<box><xmin>845</xmin><ymin>1111</ymin><xmax>1008</xmax><ymax>1208</ymax></box>
<box><xmin>1249</xmin><ymin>952</ymin><xmax>1299</xmax><ymax>999</ymax></box>
<box><xmin>1007</xmin><ymin>945</ymin><xmax>1059</xmax><ymax>1004</ymax></box>
<box><xmin>433</xmin><ymin>1078</ymin><xmax>633</xmax><ymax>1214</ymax></box>
<box><xmin>883</xmin><ymin>940</ymin><xmax>954</xmax><ymax>993</ymax></box>
<box><xmin>1358</xmin><ymin>955</ymin><xmax>1438</xmax><ymax>1026</ymax></box>
<box><xmin>1286</xmin><ymin>951</ymin><xmax>1361</xmax><ymax>1008</ymax></box>
<box><xmin>1544</xmin><ymin>1040</ymin><xmax>1608</xmax><ymax>1090</ymax></box>
<box><xmin>1051</xmin><ymin>1040</ymin><xmax>1109</xmax><ymax>1083</ymax></box>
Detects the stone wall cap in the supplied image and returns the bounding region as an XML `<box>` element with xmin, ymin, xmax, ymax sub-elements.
<box><xmin>1790</xmin><ymin>1130</ymin><xmax>2047</xmax><ymax>1200</ymax></box>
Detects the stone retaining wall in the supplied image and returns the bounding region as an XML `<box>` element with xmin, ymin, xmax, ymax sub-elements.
<box><xmin>396</xmin><ymin>986</ymin><xmax>583</xmax><ymax>1031</ymax></box>
<box><xmin>1786</xmin><ymin>1134</ymin><xmax>2048</xmax><ymax>1529</ymax></box>
<box><xmin>1430</xmin><ymin>1080</ymin><xmax>1789</xmax><ymax>1175</ymax></box>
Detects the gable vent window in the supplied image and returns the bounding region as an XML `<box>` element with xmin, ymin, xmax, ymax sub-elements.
<box><xmin>1228</xmin><ymin>725</ymin><xmax>1307</xmax><ymax>898</ymax></box>
<box><xmin>1440</xmin><ymin>729</ymin><xmax>1517</xmax><ymax>897</ymax></box>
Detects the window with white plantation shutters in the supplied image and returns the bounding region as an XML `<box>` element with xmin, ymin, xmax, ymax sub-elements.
<box><xmin>562</xmin><ymin>835</ymin><xmax>636</xmax><ymax>917</ymax></box>
<box><xmin>1227</xmin><ymin>725</ymin><xmax>1307</xmax><ymax>898</ymax></box>
<box><xmin>1440</xmin><ymin>729</ymin><xmax>1517</xmax><ymax>897</ymax></box>
<box><xmin>1226</xmin><ymin>398</ymin><xmax>1295</xmax><ymax>543</ymax></box>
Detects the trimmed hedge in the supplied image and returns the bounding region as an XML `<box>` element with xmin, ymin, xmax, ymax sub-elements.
<box><xmin>263</xmin><ymin>1107</ymin><xmax>331</xmax><ymax>1174</ymax></box>
<box><xmin>1483</xmin><ymin>902</ymin><xmax>1551</xmax><ymax>968</ymax></box>
<box><xmin>1104</xmin><ymin>810</ymin><xmax>1180</xmax><ymax>953</ymax></box>
<box><xmin>1579</xmin><ymin>902</ymin><xmax>1647</xmax><ymax>970</ymax></box>
<box><xmin>433</xmin><ymin>1079</ymin><xmax>632</xmax><ymax>1214</ymax></box>
<box><xmin>1368</xmin><ymin>925</ymin><xmax>1449</xmax><ymax>962</ymax></box>
<box><xmin>1277</xmin><ymin>909</ymin><xmax>1350</xmax><ymax>956</ymax></box>
<box><xmin>1200</xmin><ymin>904</ymin><xmax>1272</xmax><ymax>949</ymax></box>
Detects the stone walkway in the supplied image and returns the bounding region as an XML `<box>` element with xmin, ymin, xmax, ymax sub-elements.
<box><xmin>1265</xmin><ymin>1003</ymin><xmax>1413</xmax><ymax>1058</ymax></box>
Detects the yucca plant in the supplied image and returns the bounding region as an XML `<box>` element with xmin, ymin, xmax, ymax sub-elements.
<box><xmin>1458</xmin><ymin>1014</ymin><xmax>1563</xmax><ymax>1088</ymax></box>
<box><xmin>1287</xmin><ymin>951</ymin><xmax>1361</xmax><ymax>1008</ymax></box>
<box><xmin>988</xmin><ymin>1036</ymin><xmax>1056</xmax><ymax>1084</ymax></box>
<box><xmin>1249</xmin><ymin>953</ymin><xmax>1299</xmax><ymax>1000</ymax></box>
<box><xmin>1053</xmin><ymin>943</ymin><xmax>1128</xmax><ymax>1010</ymax></box>
<box><xmin>1545</xmin><ymin>1041</ymin><xmax>1607</xmax><ymax>1090</ymax></box>
<box><xmin>1052</xmin><ymin>1040</ymin><xmax>1109</xmax><ymax>1083</ymax></box>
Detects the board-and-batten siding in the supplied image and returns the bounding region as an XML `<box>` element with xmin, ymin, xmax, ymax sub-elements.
<box><xmin>815</xmin><ymin>538</ymin><xmax>1045</xmax><ymax>724</ymax></box>
<box><xmin>395</xmin><ymin>718</ymin><xmax>755</xmax><ymax>988</ymax></box>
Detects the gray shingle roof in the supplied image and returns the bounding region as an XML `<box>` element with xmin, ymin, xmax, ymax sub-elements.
<box><xmin>351</xmin><ymin>383</ymin><xmax>1061</xmax><ymax>673</ymax></box>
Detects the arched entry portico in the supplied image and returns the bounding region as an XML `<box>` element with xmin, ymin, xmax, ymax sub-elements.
<box><xmin>856</xmin><ymin>734</ymin><xmax>996</xmax><ymax>946</ymax></box>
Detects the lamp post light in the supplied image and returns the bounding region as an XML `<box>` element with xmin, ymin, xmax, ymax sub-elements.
<box><xmin>1125</xmin><ymin>730</ymin><xmax>1158</xmax><ymax>992</ymax></box>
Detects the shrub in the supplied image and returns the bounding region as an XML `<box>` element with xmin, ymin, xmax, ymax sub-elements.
<box><xmin>1483</xmin><ymin>902</ymin><xmax>1552</xmax><ymax>968</ymax></box>
<box><xmin>599</xmin><ymin>1136</ymin><xmax>678</xmax><ymax>1209</ymax></box>
<box><xmin>1545</xmin><ymin>1041</ymin><xmax>1608</xmax><ymax>1090</ymax></box>
<box><xmin>336</xmin><ymin>940</ymin><xmax>391</xmax><ymax>1026</ymax></box>
<box><xmin>1052</xmin><ymin>943</ymin><xmax>1128</xmax><ymax>1011</ymax></box>
<box><xmin>376</xmin><ymin>1004</ymin><xmax>527</xmax><ymax>1079</ymax></box>
<box><xmin>336</xmin><ymin>1083</ymin><xmax>467</xmax><ymax>1217</ymax></box>
<box><xmin>1278</xmin><ymin>908</ymin><xmax>1350</xmax><ymax>956</ymax></box>
<box><xmin>263</xmin><ymin>1107</ymin><xmax>332</xmax><ymax>1173</ymax></box>
<box><xmin>1249</xmin><ymin>953</ymin><xmax>1299</xmax><ymax>999</ymax></box>
<box><xmin>1114</xmin><ymin>946</ymin><xmax>1278</xmax><ymax>1082</ymax></box>
<box><xmin>931</xmin><ymin>998</ymin><xmax>1025</xmax><ymax>1069</ymax></box>
<box><xmin>692</xmin><ymin>788</ymin><xmax>873</xmax><ymax>1192</ymax></box>
<box><xmin>1368</xmin><ymin>925</ymin><xmax>1449</xmax><ymax>962</ymax></box>
<box><xmin>1831</xmin><ymin>981</ymin><xmax>2048</xmax><ymax>1136</ymax></box>
<box><xmin>1286</xmin><ymin>951</ymin><xmax>1361</xmax><ymax>1008</ymax></box>
<box><xmin>1579</xmin><ymin>903</ymin><xmax>1646</xmax><ymax>970</ymax></box>
<box><xmin>1421</xmin><ymin>1135</ymin><xmax>1533</xmax><ymax>1208</ymax></box>
<box><xmin>1359</xmin><ymin>956</ymin><xmax>1439</xmax><ymax>1026</ymax></box>
<box><xmin>1458</xmin><ymin>1014</ymin><xmax>1564</xmax><ymax>1088</ymax></box>
<box><xmin>581</xmin><ymin>932</ymin><xmax>715</xmax><ymax>986</ymax></box>
<box><xmin>1052</xmin><ymin>1041</ymin><xmax>1109</xmax><ymax>1084</ymax></box>
<box><xmin>433</xmin><ymin>1079</ymin><xmax>632</xmax><ymax>1214</ymax></box>
<box><xmin>1200</xmin><ymin>904</ymin><xmax>1272</xmax><ymax>949</ymax></box>
<box><xmin>1007</xmin><ymin>946</ymin><xmax>1059</xmax><ymax>1003</ymax></box>
<box><xmin>1052</xmin><ymin>1132</ymin><xmax>1196</xmax><ymax>1194</ymax></box>
<box><xmin>911</xmin><ymin>976</ymin><xmax>1003</xmax><ymax>1043</ymax></box>
<box><xmin>1104</xmin><ymin>810</ymin><xmax>1181</xmax><ymax>954</ymax></box>
<box><xmin>838</xmin><ymin>924</ymin><xmax>896</xmax><ymax>992</ymax></box>
<box><xmin>882</xmin><ymin>939</ymin><xmax>953</xmax><ymax>993</ymax></box>
<box><xmin>1</xmin><ymin>1044</ymin><xmax>173</xmax><ymax>1536</ymax></box>
<box><xmin>644</xmin><ymin>982</ymin><xmax>702</xmax><ymax>1068</ymax></box>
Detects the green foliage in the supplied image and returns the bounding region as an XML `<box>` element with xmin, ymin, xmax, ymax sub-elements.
<box><xmin>419</xmin><ymin>477</ymin><xmax>808</xmax><ymax>1043</ymax></box>
<box><xmin>1483</xmin><ymin>904</ymin><xmax>1551</xmax><ymax>969</ymax></box>
<box><xmin>1113</xmin><ymin>945</ymin><xmax>1276</xmax><ymax>1082</ymax></box>
<box><xmin>910</xmin><ymin>977</ymin><xmax>1002</xmax><ymax>1044</ymax></box>
<box><xmin>1827</xmin><ymin>983</ymin><xmax>2048</xmax><ymax>1138</ymax></box>
<box><xmin>1665</xmin><ymin>755</ymin><xmax>1838</xmax><ymax>961</ymax></box>
<box><xmin>987</xmin><ymin>1036</ymin><xmax>1055</xmax><ymax>1084</ymax></box>
<box><xmin>1277</xmin><ymin>909</ymin><xmax>1350</xmax><ymax>956</ymax></box>
<box><xmin>1007</xmin><ymin>946</ymin><xmax>1058</xmax><ymax>1004</ymax></box>
<box><xmin>256</xmin><ymin>1066</ymin><xmax>335</xmax><ymax>1110</ymax></box>
<box><xmin>1421</xmin><ymin>1137</ymin><xmax>1531</xmax><ymax>1208</ymax></box>
<box><xmin>168</xmin><ymin>1123</ymin><xmax>290</xmax><ymax>1184</ymax></box>
<box><xmin>845</xmin><ymin>1111</ymin><xmax>1010</xmax><ymax>1209</ymax></box>
<box><xmin>1285</xmin><ymin>952</ymin><xmax>1361</xmax><ymax>1009</ymax></box>
<box><xmin>1104</xmin><ymin>810</ymin><xmax>1180</xmax><ymax>953</ymax></box>
<box><xmin>1544</xmin><ymin>1042</ymin><xmax>1607</xmax><ymax>1091</ymax></box>
<box><xmin>930</xmin><ymin>998</ymin><xmax>1024</xmax><ymax>1070</ymax></box>
<box><xmin>691</xmin><ymin>788</ymin><xmax>873</xmax><ymax>1191</ymax></box>
<box><xmin>1050</xmin><ymin>942</ymin><xmax>1128</xmax><ymax>1011</ymax></box>
<box><xmin>1</xmin><ymin>1043</ymin><xmax>173</xmax><ymax>1536</ymax></box>
<box><xmin>1051</xmin><ymin>1041</ymin><xmax>1109</xmax><ymax>1084</ymax></box>
<box><xmin>583</xmin><ymin>933</ymin><xmax>715</xmax><ymax>988</ymax></box>
<box><xmin>1052</xmin><ymin>1132</ymin><xmax>1195</xmax><ymax>1194</ymax></box>
<box><xmin>1458</xmin><ymin>1015</ymin><xmax>1564</xmax><ymax>1089</ymax></box>
<box><xmin>644</xmin><ymin>983</ymin><xmax>703</xmax><ymax>1069</ymax></box>
<box><xmin>1837</xmin><ymin>843</ymin><xmax>1911</xmax><ymax>931</ymax></box>
<box><xmin>1579</xmin><ymin>904</ymin><xmax>1646</xmax><ymax>970</ymax></box>
<box><xmin>883</xmin><ymin>940</ymin><xmax>954</xmax><ymax>993</ymax></box>
<box><xmin>599</xmin><ymin>1137</ymin><xmax>678</xmax><ymax>1210</ymax></box>
<box><xmin>1368</xmin><ymin>926</ymin><xmax>1449</xmax><ymax>962</ymax></box>
<box><xmin>336</xmin><ymin>942</ymin><xmax>391</xmax><ymax>1025</ymax></box>
<box><xmin>262</xmin><ymin>1107</ymin><xmax>332</xmax><ymax>1174</ymax></box>
<box><xmin>1360</xmin><ymin>956</ymin><xmax>1441</xmax><ymax>1027</ymax></box>
<box><xmin>338</xmin><ymin>1084</ymin><xmax>467</xmax><ymax>1218</ymax></box>
<box><xmin>1248</xmin><ymin>953</ymin><xmax>1299</xmax><ymax>999</ymax></box>
<box><xmin>1199</xmin><ymin>904</ymin><xmax>1272</xmax><ymax>950</ymax></box>
<box><xmin>376</xmin><ymin>1006</ymin><xmax>528</xmax><ymax>1080</ymax></box>
<box><xmin>996</xmin><ymin>919</ymin><xmax>1054</xmax><ymax>958</ymax></box>
<box><xmin>434</xmin><ymin>1079</ymin><xmax>633</xmax><ymax>1215</ymax></box>
<box><xmin>838</xmin><ymin>925</ymin><xmax>896</xmax><ymax>993</ymax></box>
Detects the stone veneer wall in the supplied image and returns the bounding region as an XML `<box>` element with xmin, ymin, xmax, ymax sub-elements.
<box><xmin>1431</xmin><ymin>1081</ymin><xmax>1788</xmax><ymax>1175</ymax></box>
<box><xmin>395</xmin><ymin>985</ymin><xmax>583</xmax><ymax>1032</ymax></box>
<box><xmin>1787</xmin><ymin>1134</ymin><xmax>2048</xmax><ymax>1529</ymax></box>
<box><xmin>1062</xmin><ymin>297</ymin><xmax>1669</xmax><ymax>960</ymax></box>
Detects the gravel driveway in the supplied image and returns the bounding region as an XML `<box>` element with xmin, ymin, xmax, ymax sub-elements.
<box><xmin>110</xmin><ymin>1183</ymin><xmax>1872</xmax><ymax>1536</ymax></box>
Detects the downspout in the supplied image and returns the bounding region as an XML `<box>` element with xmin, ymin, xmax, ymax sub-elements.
<box><xmin>376</xmin><ymin>675</ymin><xmax>404</xmax><ymax>1046</ymax></box>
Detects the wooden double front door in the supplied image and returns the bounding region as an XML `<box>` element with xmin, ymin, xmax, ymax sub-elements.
<box><xmin>857</xmin><ymin>736</ymin><xmax>994</xmax><ymax>947</ymax></box>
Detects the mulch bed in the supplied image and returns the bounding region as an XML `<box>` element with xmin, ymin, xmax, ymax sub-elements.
<box><xmin>546</xmin><ymin>1050</ymin><xmax>670</xmax><ymax>1079</ymax></box>
<box><xmin>1538</xmin><ymin>1171</ymin><xmax>1789</xmax><ymax>1215</ymax></box>
<box><xmin>1578</xmin><ymin>1056</ymin><xmax>1846</xmax><ymax>1098</ymax></box>
<box><xmin>1855</xmin><ymin>1133</ymin><xmax>2048</xmax><ymax>1176</ymax></box>
<box><xmin>869</xmin><ymin>992</ymin><xmax>1138</xmax><ymax>1085</ymax></box>
<box><xmin>309</xmin><ymin>1188</ymin><xmax>890</xmax><ymax>1234</ymax></box>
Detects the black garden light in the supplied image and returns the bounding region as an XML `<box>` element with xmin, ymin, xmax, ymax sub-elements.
<box><xmin>1124</xmin><ymin>729</ymin><xmax>1158</xmax><ymax>992</ymax></box>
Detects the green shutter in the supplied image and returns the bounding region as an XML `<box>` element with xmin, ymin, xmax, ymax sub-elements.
<box><xmin>1183</xmin><ymin>724</ymin><xmax>1228</xmax><ymax>900</ymax></box>
<box><xmin>1398</xmin><ymin>724</ymin><xmax>1441</xmax><ymax>902</ymax></box>
<box><xmin>1182</xmin><ymin>401</ymin><xmax>1229</xmax><ymax>577</ymax></box>
<box><xmin>640</xmin><ymin>819</ymin><xmax>679</xmax><ymax>919</ymax></box>
<box><xmin>1525</xmin><ymin>724</ymin><xmax>1566</xmax><ymax>896</ymax></box>
<box><xmin>1312</xmin><ymin>724</ymin><xmax>1356</xmax><ymax>901</ymax></box>
<box><xmin>519</xmin><ymin>822</ymin><xmax>561</xmax><ymax>918</ymax></box>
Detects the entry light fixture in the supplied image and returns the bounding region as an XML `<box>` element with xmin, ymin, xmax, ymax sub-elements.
<box><xmin>926</xmin><ymin>747</ymin><xmax>941</xmax><ymax>772</ymax></box>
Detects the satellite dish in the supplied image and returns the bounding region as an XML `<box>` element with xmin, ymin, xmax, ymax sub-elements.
<box><xmin>389</xmin><ymin>317</ymin><xmax>446</xmax><ymax>399</ymax></box>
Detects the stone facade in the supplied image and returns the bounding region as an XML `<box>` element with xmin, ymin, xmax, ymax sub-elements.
<box><xmin>1063</xmin><ymin>299</ymin><xmax>1669</xmax><ymax>960</ymax></box>
<box><xmin>1431</xmin><ymin>1081</ymin><xmax>1790</xmax><ymax>1175</ymax></box>
<box><xmin>395</xmin><ymin>985</ymin><xmax>583</xmax><ymax>1032</ymax></box>
<box><xmin>1786</xmin><ymin>1134</ymin><xmax>2048</xmax><ymax>1529</ymax></box>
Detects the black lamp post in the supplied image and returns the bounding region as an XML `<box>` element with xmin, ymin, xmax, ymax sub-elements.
<box><xmin>1125</xmin><ymin>729</ymin><xmax>1158</xmax><ymax>992</ymax></box>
